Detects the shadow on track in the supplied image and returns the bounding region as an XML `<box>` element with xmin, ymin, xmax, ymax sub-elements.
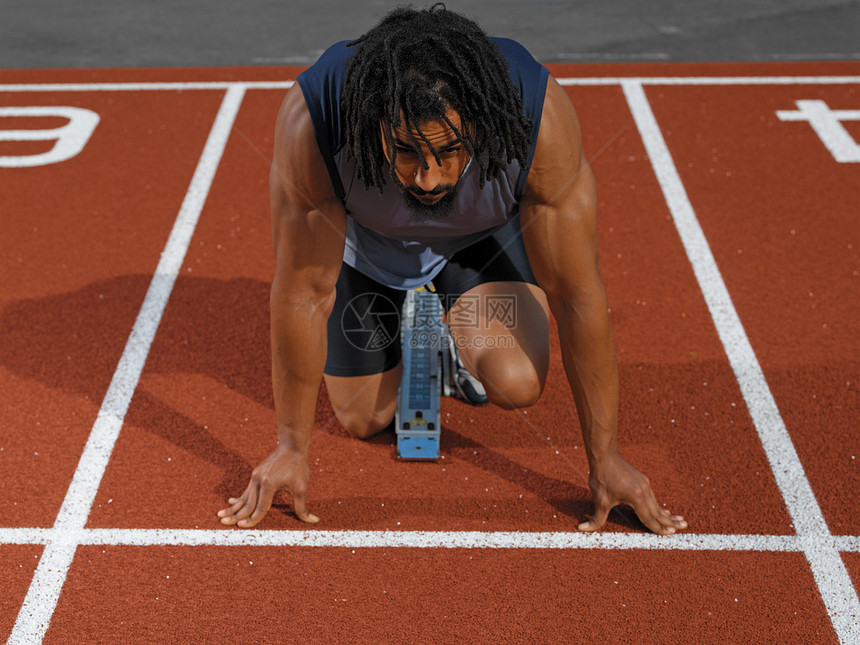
<box><xmin>0</xmin><ymin>273</ymin><xmax>644</xmax><ymax>530</ymax></box>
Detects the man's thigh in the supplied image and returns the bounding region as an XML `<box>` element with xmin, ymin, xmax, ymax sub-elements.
<box><xmin>432</xmin><ymin>216</ymin><xmax>550</xmax><ymax>408</ymax></box>
<box><xmin>324</xmin><ymin>263</ymin><xmax>405</xmax><ymax>437</ymax></box>
<box><xmin>324</xmin><ymin>366</ymin><xmax>402</xmax><ymax>439</ymax></box>
<box><xmin>448</xmin><ymin>281</ymin><xmax>549</xmax><ymax>408</ymax></box>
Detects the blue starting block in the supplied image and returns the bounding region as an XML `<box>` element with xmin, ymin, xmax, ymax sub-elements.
<box><xmin>396</xmin><ymin>289</ymin><xmax>444</xmax><ymax>459</ymax></box>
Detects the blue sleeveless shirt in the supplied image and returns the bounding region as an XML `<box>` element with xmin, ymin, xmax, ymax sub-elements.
<box><xmin>297</xmin><ymin>38</ymin><xmax>549</xmax><ymax>289</ymax></box>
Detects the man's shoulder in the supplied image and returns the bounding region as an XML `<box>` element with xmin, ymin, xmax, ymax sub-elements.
<box><xmin>295</xmin><ymin>41</ymin><xmax>354</xmax><ymax>160</ymax></box>
<box><xmin>490</xmin><ymin>37</ymin><xmax>543</xmax><ymax>73</ymax></box>
<box><xmin>298</xmin><ymin>41</ymin><xmax>353</xmax><ymax>82</ymax></box>
<box><xmin>490</xmin><ymin>37</ymin><xmax>531</xmax><ymax>57</ymax></box>
<box><xmin>315</xmin><ymin>41</ymin><xmax>355</xmax><ymax>66</ymax></box>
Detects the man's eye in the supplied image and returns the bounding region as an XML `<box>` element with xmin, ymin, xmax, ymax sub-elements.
<box><xmin>395</xmin><ymin>146</ymin><xmax>417</xmax><ymax>155</ymax></box>
<box><xmin>441</xmin><ymin>147</ymin><xmax>461</xmax><ymax>156</ymax></box>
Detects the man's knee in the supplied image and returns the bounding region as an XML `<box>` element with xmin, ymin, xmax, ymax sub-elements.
<box><xmin>325</xmin><ymin>369</ymin><xmax>400</xmax><ymax>440</ymax></box>
<box><xmin>476</xmin><ymin>358</ymin><xmax>544</xmax><ymax>410</ymax></box>
<box><xmin>336</xmin><ymin>408</ymin><xmax>394</xmax><ymax>440</ymax></box>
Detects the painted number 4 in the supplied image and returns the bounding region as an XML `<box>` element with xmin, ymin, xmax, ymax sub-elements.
<box><xmin>777</xmin><ymin>99</ymin><xmax>860</xmax><ymax>163</ymax></box>
<box><xmin>0</xmin><ymin>106</ymin><xmax>99</xmax><ymax>167</ymax></box>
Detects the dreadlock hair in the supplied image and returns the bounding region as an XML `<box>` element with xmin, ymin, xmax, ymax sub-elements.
<box><xmin>341</xmin><ymin>3</ymin><xmax>533</xmax><ymax>193</ymax></box>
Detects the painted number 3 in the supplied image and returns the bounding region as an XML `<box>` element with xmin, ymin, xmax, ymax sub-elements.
<box><xmin>0</xmin><ymin>106</ymin><xmax>99</xmax><ymax>167</ymax></box>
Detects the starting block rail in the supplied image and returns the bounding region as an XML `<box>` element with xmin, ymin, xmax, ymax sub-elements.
<box><xmin>396</xmin><ymin>289</ymin><xmax>444</xmax><ymax>459</ymax></box>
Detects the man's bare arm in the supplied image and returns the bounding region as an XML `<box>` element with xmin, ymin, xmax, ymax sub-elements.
<box><xmin>218</xmin><ymin>85</ymin><xmax>346</xmax><ymax>527</ymax></box>
<box><xmin>520</xmin><ymin>77</ymin><xmax>686</xmax><ymax>534</ymax></box>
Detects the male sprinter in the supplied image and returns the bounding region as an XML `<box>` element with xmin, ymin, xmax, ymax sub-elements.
<box><xmin>218</xmin><ymin>5</ymin><xmax>687</xmax><ymax>535</ymax></box>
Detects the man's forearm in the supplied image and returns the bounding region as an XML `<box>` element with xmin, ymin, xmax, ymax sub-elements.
<box><xmin>270</xmin><ymin>290</ymin><xmax>335</xmax><ymax>451</ymax></box>
<box><xmin>553</xmin><ymin>297</ymin><xmax>620</xmax><ymax>466</ymax></box>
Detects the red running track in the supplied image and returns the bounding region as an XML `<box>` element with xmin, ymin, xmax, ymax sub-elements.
<box><xmin>0</xmin><ymin>61</ymin><xmax>857</xmax><ymax>643</ymax></box>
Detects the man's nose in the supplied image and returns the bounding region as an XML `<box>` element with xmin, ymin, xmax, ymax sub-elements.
<box><xmin>414</xmin><ymin>159</ymin><xmax>443</xmax><ymax>192</ymax></box>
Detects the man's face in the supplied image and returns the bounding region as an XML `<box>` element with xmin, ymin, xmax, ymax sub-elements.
<box><xmin>380</xmin><ymin>109</ymin><xmax>472</xmax><ymax>220</ymax></box>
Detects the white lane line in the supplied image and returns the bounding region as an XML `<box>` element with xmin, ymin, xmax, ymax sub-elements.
<box><xmin>7</xmin><ymin>85</ymin><xmax>245</xmax><ymax>645</ymax></box>
<box><xmin>0</xmin><ymin>527</ymin><xmax>849</xmax><ymax>552</ymax></box>
<box><xmin>835</xmin><ymin>536</ymin><xmax>860</xmax><ymax>552</ymax></box>
<box><xmin>777</xmin><ymin>100</ymin><xmax>860</xmax><ymax>163</ymax></box>
<box><xmin>77</xmin><ymin>529</ymin><xmax>802</xmax><ymax>552</ymax></box>
<box><xmin>622</xmin><ymin>78</ymin><xmax>860</xmax><ymax>644</ymax></box>
<box><xmin>0</xmin><ymin>76</ymin><xmax>858</xmax><ymax>93</ymax></box>
<box><xmin>0</xmin><ymin>527</ymin><xmax>806</xmax><ymax>552</ymax></box>
<box><xmin>559</xmin><ymin>75</ymin><xmax>860</xmax><ymax>86</ymax></box>
<box><xmin>0</xmin><ymin>529</ymin><xmax>53</xmax><ymax>545</ymax></box>
<box><xmin>4</xmin><ymin>526</ymin><xmax>859</xmax><ymax>552</ymax></box>
<box><xmin>0</xmin><ymin>81</ymin><xmax>293</xmax><ymax>92</ymax></box>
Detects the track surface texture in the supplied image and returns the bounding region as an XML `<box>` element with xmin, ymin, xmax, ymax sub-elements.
<box><xmin>1</xmin><ymin>59</ymin><xmax>859</xmax><ymax>643</ymax></box>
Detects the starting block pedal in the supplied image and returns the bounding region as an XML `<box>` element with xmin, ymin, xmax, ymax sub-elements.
<box><xmin>396</xmin><ymin>289</ymin><xmax>444</xmax><ymax>459</ymax></box>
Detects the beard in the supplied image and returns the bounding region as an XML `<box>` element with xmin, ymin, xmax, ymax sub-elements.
<box><xmin>400</xmin><ymin>183</ymin><xmax>457</xmax><ymax>221</ymax></box>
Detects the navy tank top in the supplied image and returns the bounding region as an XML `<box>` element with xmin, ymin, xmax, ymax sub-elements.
<box><xmin>297</xmin><ymin>37</ymin><xmax>549</xmax><ymax>289</ymax></box>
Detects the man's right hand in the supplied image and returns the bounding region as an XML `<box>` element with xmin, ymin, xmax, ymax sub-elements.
<box><xmin>217</xmin><ymin>444</ymin><xmax>319</xmax><ymax>528</ymax></box>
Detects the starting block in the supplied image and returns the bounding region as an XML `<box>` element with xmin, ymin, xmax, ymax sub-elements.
<box><xmin>396</xmin><ymin>289</ymin><xmax>444</xmax><ymax>459</ymax></box>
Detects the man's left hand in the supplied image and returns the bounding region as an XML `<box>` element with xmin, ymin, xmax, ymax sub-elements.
<box><xmin>578</xmin><ymin>452</ymin><xmax>687</xmax><ymax>535</ymax></box>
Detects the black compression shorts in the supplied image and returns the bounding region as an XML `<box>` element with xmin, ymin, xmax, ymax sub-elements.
<box><xmin>324</xmin><ymin>216</ymin><xmax>538</xmax><ymax>377</ymax></box>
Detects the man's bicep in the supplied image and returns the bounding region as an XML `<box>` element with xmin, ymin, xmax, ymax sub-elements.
<box><xmin>270</xmin><ymin>182</ymin><xmax>346</xmax><ymax>301</ymax></box>
<box><xmin>269</xmin><ymin>86</ymin><xmax>346</xmax><ymax>299</ymax></box>
<box><xmin>520</xmin><ymin>168</ymin><xmax>602</xmax><ymax>305</ymax></box>
<box><xmin>521</xmin><ymin>76</ymin><xmax>604</xmax><ymax>303</ymax></box>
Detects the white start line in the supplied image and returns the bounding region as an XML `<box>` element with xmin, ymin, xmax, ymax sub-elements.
<box><xmin>2</xmin><ymin>75</ymin><xmax>859</xmax><ymax>644</ymax></box>
<box><xmin>0</xmin><ymin>526</ymin><xmax>859</xmax><ymax>552</ymax></box>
